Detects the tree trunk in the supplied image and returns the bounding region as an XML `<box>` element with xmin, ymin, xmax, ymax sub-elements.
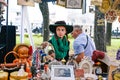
<box><xmin>106</xmin><ymin>22</ymin><xmax>112</xmax><ymax>46</ymax></box>
<box><xmin>39</xmin><ymin>2</ymin><xmax>49</xmax><ymax>41</ymax></box>
<box><xmin>94</xmin><ymin>6</ymin><xmax>106</xmax><ymax>52</ymax></box>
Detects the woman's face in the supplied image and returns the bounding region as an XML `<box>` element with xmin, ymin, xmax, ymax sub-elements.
<box><xmin>56</xmin><ymin>26</ymin><xmax>66</xmax><ymax>38</ymax></box>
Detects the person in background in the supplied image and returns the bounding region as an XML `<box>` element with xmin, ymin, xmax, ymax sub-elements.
<box><xmin>71</xmin><ymin>25</ymin><xmax>96</xmax><ymax>63</ymax></box>
<box><xmin>48</xmin><ymin>21</ymin><xmax>73</xmax><ymax>63</ymax></box>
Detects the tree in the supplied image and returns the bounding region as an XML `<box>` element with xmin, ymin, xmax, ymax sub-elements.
<box><xmin>94</xmin><ymin>6</ymin><xmax>106</xmax><ymax>52</ymax></box>
<box><xmin>39</xmin><ymin>2</ymin><xmax>50</xmax><ymax>41</ymax></box>
<box><xmin>106</xmin><ymin>22</ymin><xmax>112</xmax><ymax>46</ymax></box>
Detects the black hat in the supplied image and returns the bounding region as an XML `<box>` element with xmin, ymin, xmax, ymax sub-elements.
<box><xmin>49</xmin><ymin>21</ymin><xmax>73</xmax><ymax>34</ymax></box>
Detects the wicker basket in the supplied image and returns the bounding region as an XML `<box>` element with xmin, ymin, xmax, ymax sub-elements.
<box><xmin>0</xmin><ymin>71</ymin><xmax>8</xmax><ymax>80</ymax></box>
<box><xmin>0</xmin><ymin>51</ymin><xmax>20</xmax><ymax>73</ymax></box>
<box><xmin>10</xmin><ymin>71</ymin><xmax>28</xmax><ymax>80</ymax></box>
<box><xmin>0</xmin><ymin>51</ymin><xmax>21</xmax><ymax>80</ymax></box>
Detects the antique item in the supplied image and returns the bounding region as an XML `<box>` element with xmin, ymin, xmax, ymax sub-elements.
<box><xmin>74</xmin><ymin>69</ymin><xmax>84</xmax><ymax>79</ymax></box>
<box><xmin>10</xmin><ymin>71</ymin><xmax>28</xmax><ymax>80</ymax></box>
<box><xmin>66</xmin><ymin>0</ymin><xmax>82</xmax><ymax>9</ymax></box>
<box><xmin>41</xmin><ymin>63</ymin><xmax>51</xmax><ymax>80</ymax></box>
<box><xmin>98</xmin><ymin>0</ymin><xmax>112</xmax><ymax>13</ymax></box>
<box><xmin>34</xmin><ymin>0</ymin><xmax>41</xmax><ymax>3</ymax></box>
<box><xmin>48</xmin><ymin>60</ymin><xmax>62</xmax><ymax>69</ymax></box>
<box><xmin>105</xmin><ymin>9</ymin><xmax>117</xmax><ymax>23</ymax></box>
<box><xmin>57</xmin><ymin>0</ymin><xmax>66</xmax><ymax>7</ymax></box>
<box><xmin>79</xmin><ymin>57</ymin><xmax>93</xmax><ymax>74</ymax></box>
<box><xmin>0</xmin><ymin>70</ymin><xmax>8</xmax><ymax>80</ymax></box>
<box><xmin>51</xmin><ymin>65</ymin><xmax>75</xmax><ymax>80</ymax></box>
<box><xmin>111</xmin><ymin>0</ymin><xmax>120</xmax><ymax>16</ymax></box>
<box><xmin>39</xmin><ymin>41</ymin><xmax>54</xmax><ymax>55</ymax></box>
<box><xmin>0</xmin><ymin>51</ymin><xmax>20</xmax><ymax>72</ymax></box>
<box><xmin>91</xmin><ymin>0</ymin><xmax>102</xmax><ymax>6</ymax></box>
<box><xmin>13</xmin><ymin>44</ymin><xmax>33</xmax><ymax>79</ymax></box>
<box><xmin>112</xmin><ymin>65</ymin><xmax>120</xmax><ymax>80</ymax></box>
<box><xmin>17</xmin><ymin>0</ymin><xmax>35</xmax><ymax>6</ymax></box>
<box><xmin>108</xmin><ymin>64</ymin><xmax>118</xmax><ymax>80</ymax></box>
<box><xmin>84</xmin><ymin>73</ymin><xmax>97</xmax><ymax>80</ymax></box>
<box><xmin>66</xmin><ymin>56</ymin><xmax>78</xmax><ymax>70</ymax></box>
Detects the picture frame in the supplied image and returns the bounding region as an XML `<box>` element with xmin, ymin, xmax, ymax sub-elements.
<box><xmin>78</xmin><ymin>57</ymin><xmax>93</xmax><ymax>74</ymax></box>
<box><xmin>17</xmin><ymin>0</ymin><xmax>35</xmax><ymax>7</ymax></box>
<box><xmin>57</xmin><ymin>0</ymin><xmax>66</xmax><ymax>7</ymax></box>
<box><xmin>51</xmin><ymin>65</ymin><xmax>75</xmax><ymax>80</ymax></box>
<box><xmin>34</xmin><ymin>0</ymin><xmax>42</xmax><ymax>3</ymax></box>
<box><xmin>66</xmin><ymin>0</ymin><xmax>82</xmax><ymax>9</ymax></box>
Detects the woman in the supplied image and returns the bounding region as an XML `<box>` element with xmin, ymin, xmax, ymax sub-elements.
<box><xmin>49</xmin><ymin>21</ymin><xmax>73</xmax><ymax>63</ymax></box>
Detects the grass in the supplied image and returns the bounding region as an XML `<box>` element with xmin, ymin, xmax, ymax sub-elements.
<box><xmin>16</xmin><ymin>34</ymin><xmax>120</xmax><ymax>58</ymax></box>
<box><xmin>106</xmin><ymin>39</ymin><xmax>120</xmax><ymax>58</ymax></box>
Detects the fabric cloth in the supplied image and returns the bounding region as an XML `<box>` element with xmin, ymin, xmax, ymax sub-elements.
<box><xmin>92</xmin><ymin>50</ymin><xmax>105</xmax><ymax>62</ymax></box>
<box><xmin>49</xmin><ymin>36</ymin><xmax>69</xmax><ymax>60</ymax></box>
<box><xmin>73</xmin><ymin>33</ymin><xmax>96</xmax><ymax>58</ymax></box>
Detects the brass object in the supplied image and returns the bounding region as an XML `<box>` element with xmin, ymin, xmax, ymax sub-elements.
<box><xmin>98</xmin><ymin>0</ymin><xmax>112</xmax><ymax>13</ymax></box>
<box><xmin>0</xmin><ymin>70</ymin><xmax>8</xmax><ymax>80</ymax></box>
<box><xmin>10</xmin><ymin>71</ymin><xmax>28</xmax><ymax>80</ymax></box>
<box><xmin>61</xmin><ymin>58</ymin><xmax>66</xmax><ymax>63</ymax></box>
<box><xmin>112</xmin><ymin>65</ymin><xmax>120</xmax><ymax>80</ymax></box>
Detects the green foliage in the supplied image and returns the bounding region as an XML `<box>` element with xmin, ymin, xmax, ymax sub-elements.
<box><xmin>16</xmin><ymin>34</ymin><xmax>43</xmax><ymax>47</ymax></box>
<box><xmin>107</xmin><ymin>39</ymin><xmax>120</xmax><ymax>57</ymax></box>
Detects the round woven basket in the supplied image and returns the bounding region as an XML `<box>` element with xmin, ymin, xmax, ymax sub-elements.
<box><xmin>10</xmin><ymin>71</ymin><xmax>28</xmax><ymax>80</ymax></box>
<box><xmin>0</xmin><ymin>71</ymin><xmax>8</xmax><ymax>80</ymax></box>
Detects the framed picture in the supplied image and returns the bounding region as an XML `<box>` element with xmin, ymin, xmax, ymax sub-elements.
<box><xmin>17</xmin><ymin>0</ymin><xmax>35</xmax><ymax>7</ymax></box>
<box><xmin>34</xmin><ymin>0</ymin><xmax>42</xmax><ymax>3</ymax></box>
<box><xmin>57</xmin><ymin>0</ymin><xmax>66</xmax><ymax>7</ymax></box>
<box><xmin>66</xmin><ymin>0</ymin><xmax>82</xmax><ymax>9</ymax></box>
<box><xmin>78</xmin><ymin>57</ymin><xmax>93</xmax><ymax>74</ymax></box>
<box><xmin>51</xmin><ymin>65</ymin><xmax>75</xmax><ymax>80</ymax></box>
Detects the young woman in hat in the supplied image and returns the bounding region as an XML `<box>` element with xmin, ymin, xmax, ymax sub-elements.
<box><xmin>49</xmin><ymin>21</ymin><xmax>73</xmax><ymax>63</ymax></box>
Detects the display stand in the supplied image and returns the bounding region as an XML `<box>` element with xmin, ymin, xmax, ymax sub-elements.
<box><xmin>20</xmin><ymin>6</ymin><xmax>35</xmax><ymax>50</ymax></box>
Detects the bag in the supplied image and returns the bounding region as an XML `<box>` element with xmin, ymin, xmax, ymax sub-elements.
<box><xmin>0</xmin><ymin>51</ymin><xmax>20</xmax><ymax>73</ymax></box>
<box><xmin>92</xmin><ymin>50</ymin><xmax>105</xmax><ymax>62</ymax></box>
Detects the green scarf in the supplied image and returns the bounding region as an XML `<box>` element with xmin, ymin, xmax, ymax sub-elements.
<box><xmin>51</xmin><ymin>36</ymin><xmax>69</xmax><ymax>59</ymax></box>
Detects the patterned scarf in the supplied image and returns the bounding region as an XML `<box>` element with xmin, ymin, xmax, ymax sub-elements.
<box><xmin>51</xmin><ymin>36</ymin><xmax>69</xmax><ymax>59</ymax></box>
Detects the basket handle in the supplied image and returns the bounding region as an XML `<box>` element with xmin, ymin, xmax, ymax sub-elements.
<box><xmin>4</xmin><ymin>51</ymin><xmax>19</xmax><ymax>64</ymax></box>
